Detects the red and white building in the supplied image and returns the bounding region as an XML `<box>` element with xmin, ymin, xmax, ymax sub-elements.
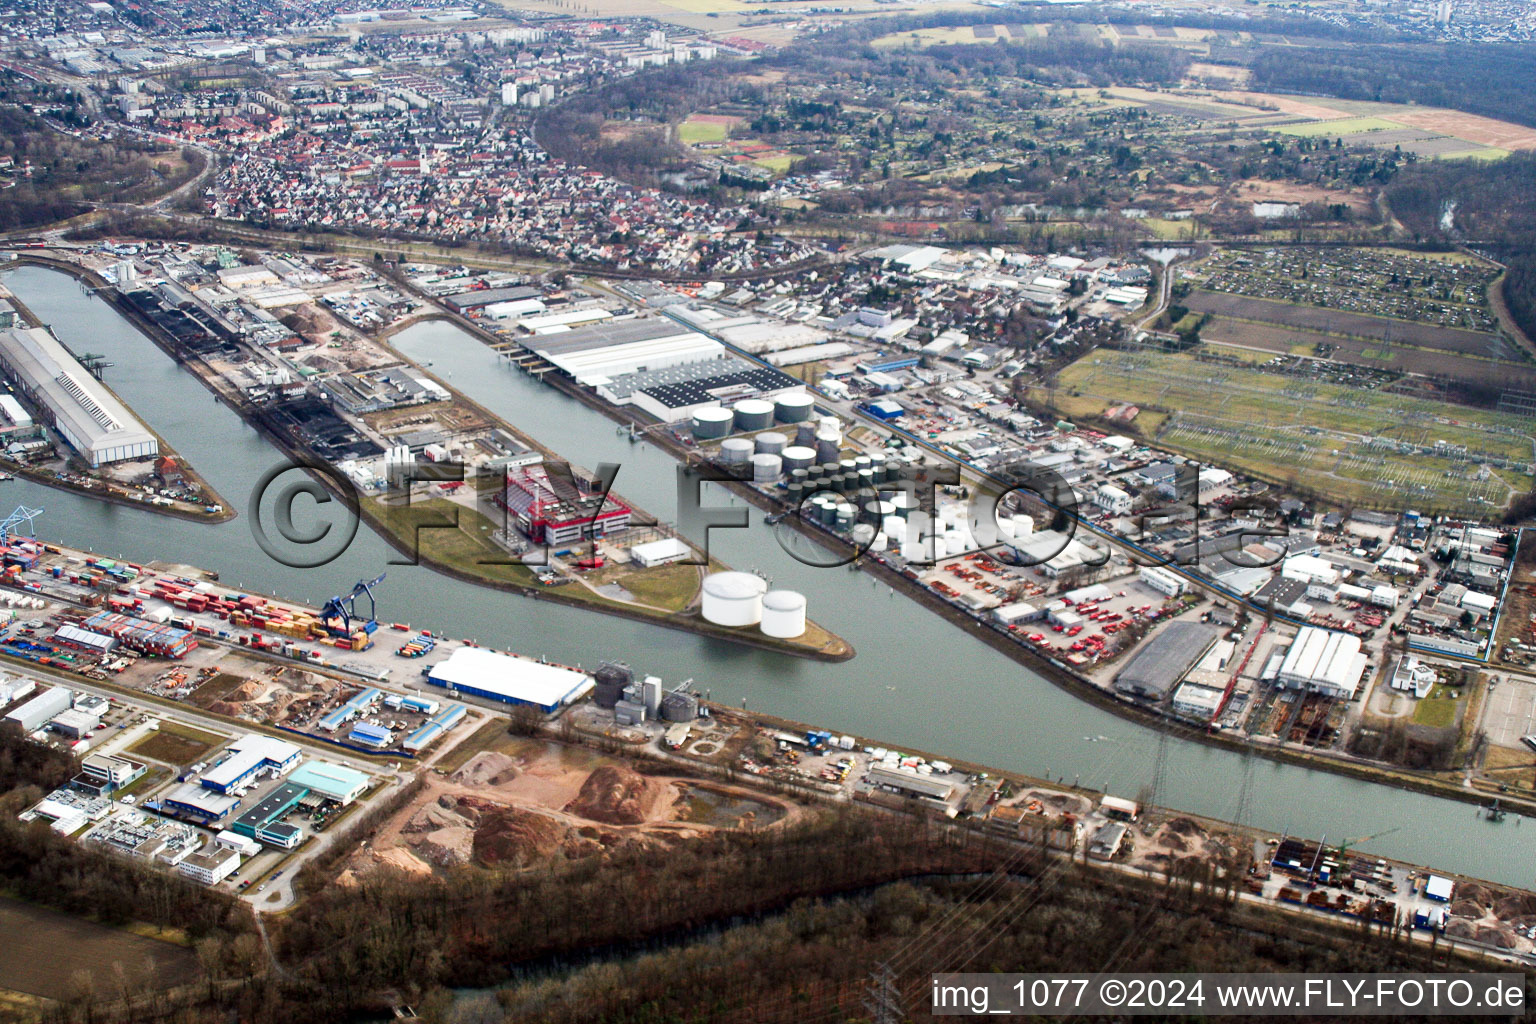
<box><xmin>500</xmin><ymin>465</ymin><xmax>631</xmax><ymax>546</ymax></box>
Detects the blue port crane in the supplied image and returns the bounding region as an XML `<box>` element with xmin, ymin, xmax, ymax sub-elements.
<box><xmin>320</xmin><ymin>573</ymin><xmax>386</xmax><ymax>638</ymax></box>
<box><xmin>0</xmin><ymin>505</ymin><xmax>43</xmax><ymax>544</ymax></box>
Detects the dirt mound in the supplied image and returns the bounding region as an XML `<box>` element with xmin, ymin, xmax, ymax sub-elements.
<box><xmin>1450</xmin><ymin>899</ymin><xmax>1484</xmax><ymax>919</ymax></box>
<box><xmin>473</xmin><ymin>808</ymin><xmax>568</xmax><ymax>866</ymax></box>
<box><xmin>1165</xmin><ymin>817</ymin><xmax>1204</xmax><ymax>837</ymax></box>
<box><xmin>1458</xmin><ymin>882</ymin><xmax>1496</xmax><ymax>906</ymax></box>
<box><xmin>403</xmin><ymin>798</ymin><xmax>473</xmax><ymax>835</ymax></box>
<box><xmin>452</xmin><ymin>752</ymin><xmax>521</xmax><ymax>788</ymax></box>
<box><xmin>1494</xmin><ymin>894</ymin><xmax>1536</xmax><ymax>919</ymax></box>
<box><xmin>415</xmin><ymin>826</ymin><xmax>475</xmax><ymax>867</ymax></box>
<box><xmin>206</xmin><ymin>701</ymin><xmax>245</xmax><ymax>717</ymax></box>
<box><xmin>565</xmin><ymin>765</ymin><xmax>659</xmax><ymax>825</ymax></box>
<box><xmin>226</xmin><ymin>679</ymin><xmax>264</xmax><ymax>701</ymax></box>
<box><xmin>1475</xmin><ymin>924</ymin><xmax>1517</xmax><ymax>949</ymax></box>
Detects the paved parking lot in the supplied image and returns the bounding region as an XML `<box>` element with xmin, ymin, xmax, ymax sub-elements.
<box><xmin>1481</xmin><ymin>675</ymin><xmax>1536</xmax><ymax>750</ymax></box>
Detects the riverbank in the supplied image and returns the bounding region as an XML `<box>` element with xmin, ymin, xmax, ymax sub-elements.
<box><xmin>14</xmin><ymin>255</ymin><xmax>850</xmax><ymax>662</ymax></box>
<box><xmin>0</xmin><ymin>259</ymin><xmax>235</xmax><ymax>526</ymax></box>
<box><xmin>486</xmin><ymin>311</ymin><xmax>1536</xmax><ymax>819</ymax></box>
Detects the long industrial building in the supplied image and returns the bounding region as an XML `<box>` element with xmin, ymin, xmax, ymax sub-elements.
<box><xmin>529</xmin><ymin>319</ymin><xmax>724</xmax><ymax>386</ymax></box>
<box><xmin>0</xmin><ymin>327</ymin><xmax>159</xmax><ymax>466</ymax></box>
<box><xmin>426</xmin><ymin>647</ymin><xmax>593</xmax><ymax>712</ymax></box>
<box><xmin>1275</xmin><ymin>626</ymin><xmax>1368</xmax><ymax>699</ymax></box>
<box><xmin>1114</xmin><ymin>621</ymin><xmax>1222</xmax><ymax>702</ymax></box>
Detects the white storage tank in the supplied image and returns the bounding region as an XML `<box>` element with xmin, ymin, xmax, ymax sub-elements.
<box><xmin>692</xmin><ymin>406</ymin><xmax>734</xmax><ymax>440</ymax></box>
<box><xmin>760</xmin><ymin>589</ymin><xmax>807</xmax><ymax>639</ymax></box>
<box><xmin>774</xmin><ymin>392</ymin><xmax>816</xmax><ymax>423</ymax></box>
<box><xmin>719</xmin><ymin>437</ymin><xmax>754</xmax><ymax>465</ymax></box>
<box><xmin>750</xmin><ymin>453</ymin><xmax>783</xmax><ymax>482</ymax></box>
<box><xmin>754</xmin><ymin>431</ymin><xmax>788</xmax><ymax>455</ymax></box>
<box><xmin>734</xmin><ymin>399</ymin><xmax>775</xmax><ymax>433</ymax></box>
<box><xmin>781</xmin><ymin>445</ymin><xmax>816</xmax><ymax>472</ymax></box>
<box><xmin>701</xmin><ymin>571</ymin><xmax>768</xmax><ymax>627</ymax></box>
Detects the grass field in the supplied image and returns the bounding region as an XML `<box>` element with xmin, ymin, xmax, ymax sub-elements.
<box><xmin>1045</xmin><ymin>347</ymin><xmax>1536</xmax><ymax>513</ymax></box>
<box><xmin>0</xmin><ymin>897</ymin><xmax>201</xmax><ymax>1000</ymax></box>
<box><xmin>1412</xmin><ymin>688</ymin><xmax>1462</xmax><ymax>729</ymax></box>
<box><xmin>678</xmin><ymin>118</ymin><xmax>729</xmax><ymax>144</ymax></box>
<box><xmin>128</xmin><ymin>721</ymin><xmax>225</xmax><ymax>765</ymax></box>
<box><xmin>1276</xmin><ymin>116</ymin><xmax>1403</xmax><ymax>137</ymax></box>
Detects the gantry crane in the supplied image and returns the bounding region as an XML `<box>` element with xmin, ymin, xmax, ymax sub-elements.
<box><xmin>320</xmin><ymin>573</ymin><xmax>385</xmax><ymax>639</ymax></box>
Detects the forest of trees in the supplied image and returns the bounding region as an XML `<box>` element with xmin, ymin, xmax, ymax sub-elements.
<box><xmin>0</xmin><ymin>106</ymin><xmax>204</xmax><ymax>233</ymax></box>
<box><xmin>1249</xmin><ymin>43</ymin><xmax>1536</xmax><ymax>132</ymax></box>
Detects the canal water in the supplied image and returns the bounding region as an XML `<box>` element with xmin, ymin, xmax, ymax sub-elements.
<box><xmin>6</xmin><ymin>264</ymin><xmax>1535</xmax><ymax>887</ymax></box>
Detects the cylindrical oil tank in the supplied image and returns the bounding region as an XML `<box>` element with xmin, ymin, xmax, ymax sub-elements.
<box><xmin>750</xmin><ymin>453</ymin><xmax>783</xmax><ymax>482</ymax></box>
<box><xmin>775</xmin><ymin>392</ymin><xmax>816</xmax><ymax>423</ymax></box>
<box><xmin>785</xmin><ymin>482</ymin><xmax>804</xmax><ymax>505</ymax></box>
<box><xmin>889</xmin><ymin>493</ymin><xmax>918</xmax><ymax>518</ymax></box>
<box><xmin>869</xmin><ymin>532</ymin><xmax>888</xmax><ymax>553</ymax></box>
<box><xmin>945</xmin><ymin>529</ymin><xmax>967</xmax><ymax>555</ymax></box>
<box><xmin>795</xmin><ymin>422</ymin><xmax>816</xmax><ymax>446</ymax></box>
<box><xmin>838</xmin><ymin>458</ymin><xmax>857</xmax><ymax>474</ymax></box>
<box><xmin>883</xmin><ymin>515</ymin><xmax>907</xmax><ymax>544</ymax></box>
<box><xmin>691</xmin><ymin>406</ymin><xmax>734</xmax><ymax>440</ymax></box>
<box><xmin>806</xmin><ymin>463</ymin><xmax>825</xmax><ymax>480</ymax></box>
<box><xmin>815</xmin><ymin>438</ymin><xmax>839</xmax><ymax>464</ymax></box>
<box><xmin>851</xmin><ymin>523</ymin><xmax>876</xmax><ymax>547</ymax></box>
<box><xmin>814</xmin><ymin>497</ymin><xmax>836</xmax><ymax>524</ymax></box>
<box><xmin>760</xmin><ymin>590</ymin><xmax>807</xmax><ymax>639</ymax></box>
<box><xmin>733</xmin><ymin>399</ymin><xmax>774</xmax><ymax>433</ymax></box>
<box><xmin>868</xmin><ymin>452</ymin><xmax>889</xmax><ymax>481</ymax></box>
<box><xmin>858</xmin><ymin>468</ymin><xmax>876</xmax><ymax>490</ymax></box>
<box><xmin>755</xmin><ymin>431</ymin><xmax>787</xmax><ymax>456</ymax></box>
<box><xmin>719</xmin><ymin>437</ymin><xmax>754</xmax><ymax>465</ymax></box>
<box><xmin>592</xmin><ymin>661</ymin><xmax>634</xmax><ymax>709</ymax></box>
<box><xmin>866</xmin><ymin>499</ymin><xmax>896</xmax><ymax>522</ymax></box>
<box><xmin>790</xmin><ymin>467</ymin><xmax>809</xmax><ymax>482</ymax></box>
<box><xmin>659</xmin><ymin>691</ymin><xmax>699</xmax><ymax>722</ymax></box>
<box><xmin>781</xmin><ymin>445</ymin><xmax>816</xmax><ymax>472</ymax></box>
<box><xmin>701</xmin><ymin>571</ymin><xmax>767</xmax><ymax>626</ymax></box>
<box><xmin>854</xmin><ymin>455</ymin><xmax>872</xmax><ymax>472</ymax></box>
<box><xmin>835</xmin><ymin>502</ymin><xmax>856</xmax><ymax>527</ymax></box>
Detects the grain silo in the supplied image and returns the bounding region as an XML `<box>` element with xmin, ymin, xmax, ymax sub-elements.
<box><xmin>701</xmin><ymin>571</ymin><xmax>768</xmax><ymax>626</ymax></box>
<box><xmin>760</xmin><ymin>590</ymin><xmax>808</xmax><ymax>639</ymax></box>
<box><xmin>774</xmin><ymin>392</ymin><xmax>816</xmax><ymax>423</ymax></box>
<box><xmin>592</xmin><ymin>661</ymin><xmax>634</xmax><ymax>709</ymax></box>
<box><xmin>733</xmin><ymin>399</ymin><xmax>774</xmax><ymax>433</ymax></box>
<box><xmin>691</xmin><ymin>406</ymin><xmax>734</xmax><ymax>440</ymax></box>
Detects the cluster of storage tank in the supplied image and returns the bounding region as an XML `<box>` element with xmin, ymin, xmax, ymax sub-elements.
<box><xmin>691</xmin><ymin>392</ymin><xmax>817</xmax><ymax>441</ymax></box>
<box><xmin>593</xmin><ymin>661</ymin><xmax>699</xmax><ymax>723</ymax></box>
<box><xmin>700</xmin><ymin>571</ymin><xmax>807</xmax><ymax>639</ymax></box>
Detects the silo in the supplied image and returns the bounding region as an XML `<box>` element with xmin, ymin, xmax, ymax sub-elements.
<box><xmin>660</xmin><ymin>691</ymin><xmax>699</xmax><ymax>723</ymax></box>
<box><xmin>701</xmin><ymin>571</ymin><xmax>767</xmax><ymax>626</ymax></box>
<box><xmin>691</xmin><ymin>406</ymin><xmax>734</xmax><ymax>441</ymax></box>
<box><xmin>750</xmin><ymin>453</ymin><xmax>783</xmax><ymax>483</ymax></box>
<box><xmin>760</xmin><ymin>590</ymin><xmax>808</xmax><ymax>639</ymax></box>
<box><xmin>781</xmin><ymin>446</ymin><xmax>816</xmax><ymax>472</ymax></box>
<box><xmin>593</xmin><ymin>661</ymin><xmax>634</xmax><ymax>709</ymax></box>
<box><xmin>774</xmin><ymin>392</ymin><xmax>816</xmax><ymax>423</ymax></box>
<box><xmin>794</xmin><ymin>422</ymin><xmax>816</xmax><ymax>446</ymax></box>
<box><xmin>733</xmin><ymin>399</ymin><xmax>774</xmax><ymax>433</ymax></box>
<box><xmin>719</xmin><ymin>437</ymin><xmax>754</xmax><ymax>466</ymax></box>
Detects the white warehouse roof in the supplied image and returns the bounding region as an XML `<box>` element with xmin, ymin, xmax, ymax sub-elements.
<box><xmin>201</xmin><ymin>735</ymin><xmax>301</xmax><ymax>790</ymax></box>
<box><xmin>1277</xmin><ymin>626</ymin><xmax>1366</xmax><ymax>698</ymax></box>
<box><xmin>428</xmin><ymin>647</ymin><xmax>592</xmax><ymax>707</ymax></box>
<box><xmin>0</xmin><ymin>328</ymin><xmax>158</xmax><ymax>466</ymax></box>
<box><xmin>532</xmin><ymin>320</ymin><xmax>722</xmax><ymax>386</ymax></box>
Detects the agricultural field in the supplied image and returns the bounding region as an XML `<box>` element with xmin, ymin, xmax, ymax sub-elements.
<box><xmin>0</xmin><ymin>897</ymin><xmax>200</xmax><ymax>1001</ymax></box>
<box><xmin>1046</xmin><ymin>347</ymin><xmax>1536</xmax><ymax>514</ymax></box>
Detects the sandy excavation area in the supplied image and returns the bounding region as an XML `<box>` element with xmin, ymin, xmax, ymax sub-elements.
<box><xmin>342</xmin><ymin>741</ymin><xmax>793</xmax><ymax>880</ymax></box>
